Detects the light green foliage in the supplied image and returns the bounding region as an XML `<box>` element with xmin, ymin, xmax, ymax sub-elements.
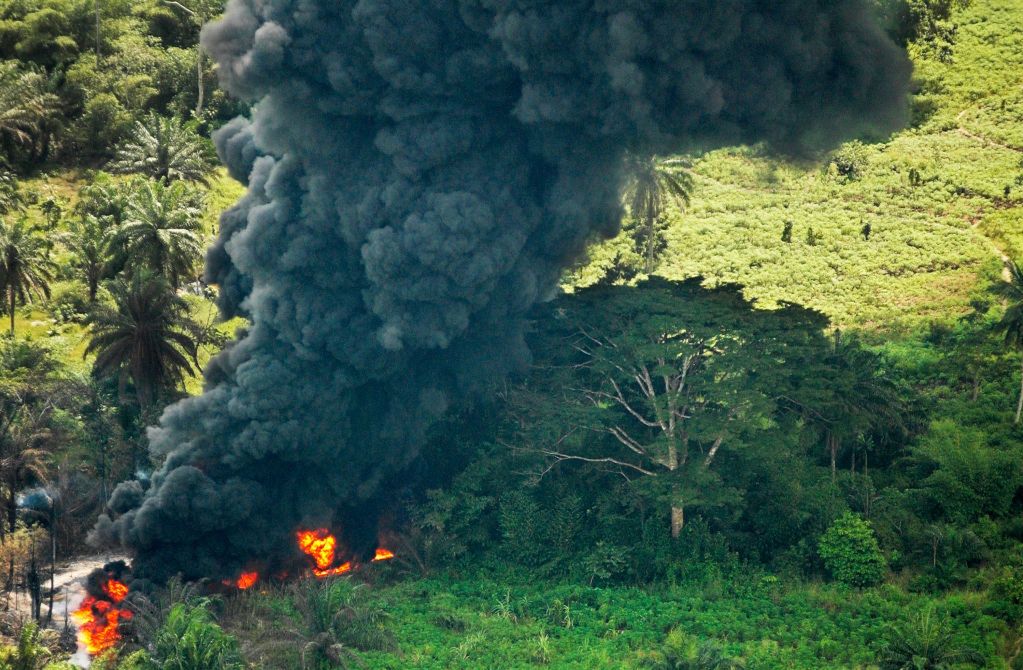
<box><xmin>113</xmin><ymin>179</ymin><xmax>204</xmax><ymax>287</ymax></box>
<box><xmin>222</xmin><ymin>574</ymin><xmax>1001</xmax><ymax>670</ymax></box>
<box><xmin>110</xmin><ymin>113</ymin><xmax>215</xmax><ymax>185</ymax></box>
<box><xmin>573</xmin><ymin>0</ymin><xmax>1022</xmax><ymax>331</ymax></box>
<box><xmin>0</xmin><ymin>621</ymin><xmax>53</xmax><ymax>670</ymax></box>
<box><xmin>818</xmin><ymin>513</ymin><xmax>887</xmax><ymax>587</ymax></box>
<box><xmin>282</xmin><ymin>578</ymin><xmax>396</xmax><ymax>669</ymax></box>
<box><xmin>644</xmin><ymin>629</ymin><xmax>745</xmax><ymax>670</ymax></box>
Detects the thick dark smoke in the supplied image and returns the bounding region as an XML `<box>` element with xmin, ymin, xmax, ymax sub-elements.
<box><xmin>92</xmin><ymin>0</ymin><xmax>910</xmax><ymax>581</ymax></box>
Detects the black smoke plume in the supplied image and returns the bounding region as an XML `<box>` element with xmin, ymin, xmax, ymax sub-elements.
<box><xmin>92</xmin><ymin>0</ymin><xmax>910</xmax><ymax>581</ymax></box>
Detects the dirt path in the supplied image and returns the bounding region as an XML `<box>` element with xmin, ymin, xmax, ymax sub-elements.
<box><xmin>7</xmin><ymin>554</ymin><xmax>130</xmax><ymax>668</ymax></box>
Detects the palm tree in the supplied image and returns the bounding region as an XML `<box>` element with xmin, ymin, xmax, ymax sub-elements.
<box><xmin>270</xmin><ymin>579</ymin><xmax>396</xmax><ymax>670</ymax></box>
<box><xmin>877</xmin><ymin>607</ymin><xmax>983</xmax><ymax>670</ymax></box>
<box><xmin>991</xmin><ymin>260</ymin><xmax>1023</xmax><ymax>423</ymax></box>
<box><xmin>621</xmin><ymin>153</ymin><xmax>693</xmax><ymax>273</ymax></box>
<box><xmin>657</xmin><ymin>631</ymin><xmax>745</xmax><ymax>670</ymax></box>
<box><xmin>0</xmin><ymin>171</ymin><xmax>23</xmax><ymax>215</ymax></box>
<box><xmin>0</xmin><ymin>420</ymin><xmax>50</xmax><ymax>536</ymax></box>
<box><xmin>0</xmin><ymin>61</ymin><xmax>56</xmax><ymax>156</ymax></box>
<box><xmin>61</xmin><ymin>214</ymin><xmax>111</xmax><ymax>302</ymax></box>
<box><xmin>84</xmin><ymin>274</ymin><xmax>200</xmax><ymax>411</ymax></box>
<box><xmin>109</xmin><ymin>113</ymin><xmax>215</xmax><ymax>184</ymax></box>
<box><xmin>75</xmin><ymin>177</ymin><xmax>133</xmax><ymax>227</ymax></box>
<box><xmin>0</xmin><ymin>219</ymin><xmax>56</xmax><ymax>336</ymax></box>
<box><xmin>787</xmin><ymin>335</ymin><xmax>904</xmax><ymax>481</ymax></box>
<box><xmin>115</xmin><ymin>180</ymin><xmax>203</xmax><ymax>288</ymax></box>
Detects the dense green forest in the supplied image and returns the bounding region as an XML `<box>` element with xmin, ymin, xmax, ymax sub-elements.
<box><xmin>0</xmin><ymin>0</ymin><xmax>1020</xmax><ymax>668</ymax></box>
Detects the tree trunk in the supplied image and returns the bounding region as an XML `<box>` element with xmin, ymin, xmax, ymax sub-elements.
<box><xmin>8</xmin><ymin>286</ymin><xmax>14</xmax><ymax>337</ymax></box>
<box><xmin>670</xmin><ymin>505</ymin><xmax>684</xmax><ymax>539</ymax></box>
<box><xmin>95</xmin><ymin>0</ymin><xmax>101</xmax><ymax>64</ymax></box>
<box><xmin>645</xmin><ymin>211</ymin><xmax>655</xmax><ymax>274</ymax></box>
<box><xmin>1015</xmin><ymin>358</ymin><xmax>1023</xmax><ymax>424</ymax></box>
<box><xmin>7</xmin><ymin>488</ymin><xmax>16</xmax><ymax>535</ymax></box>
<box><xmin>47</xmin><ymin>509</ymin><xmax>55</xmax><ymax>623</ymax></box>
<box><xmin>195</xmin><ymin>40</ymin><xmax>204</xmax><ymax>118</ymax></box>
<box><xmin>667</xmin><ymin>441</ymin><xmax>683</xmax><ymax>538</ymax></box>
<box><xmin>829</xmin><ymin>433</ymin><xmax>838</xmax><ymax>482</ymax></box>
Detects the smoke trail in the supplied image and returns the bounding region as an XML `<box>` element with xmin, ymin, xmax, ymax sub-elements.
<box><xmin>92</xmin><ymin>0</ymin><xmax>910</xmax><ymax>581</ymax></box>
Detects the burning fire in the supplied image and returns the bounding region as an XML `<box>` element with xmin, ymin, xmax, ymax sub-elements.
<box><xmin>235</xmin><ymin>571</ymin><xmax>259</xmax><ymax>590</ymax></box>
<box><xmin>296</xmin><ymin>528</ymin><xmax>394</xmax><ymax>577</ymax></box>
<box><xmin>72</xmin><ymin>578</ymin><xmax>133</xmax><ymax>655</ymax></box>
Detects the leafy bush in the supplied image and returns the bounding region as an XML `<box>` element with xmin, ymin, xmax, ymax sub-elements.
<box><xmin>147</xmin><ymin>601</ymin><xmax>245</xmax><ymax>670</ymax></box>
<box><xmin>0</xmin><ymin>621</ymin><xmax>55</xmax><ymax>670</ymax></box>
<box><xmin>282</xmin><ymin>578</ymin><xmax>396</xmax><ymax>669</ymax></box>
<box><xmin>819</xmin><ymin>513</ymin><xmax>887</xmax><ymax>587</ymax></box>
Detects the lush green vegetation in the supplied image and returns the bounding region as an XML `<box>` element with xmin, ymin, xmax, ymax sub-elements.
<box><xmin>0</xmin><ymin>0</ymin><xmax>1023</xmax><ymax>668</ymax></box>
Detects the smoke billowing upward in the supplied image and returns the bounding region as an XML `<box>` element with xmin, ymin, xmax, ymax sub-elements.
<box><xmin>92</xmin><ymin>0</ymin><xmax>910</xmax><ymax>581</ymax></box>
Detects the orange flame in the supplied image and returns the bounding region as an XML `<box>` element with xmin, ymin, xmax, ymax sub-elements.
<box><xmin>296</xmin><ymin>529</ymin><xmax>337</xmax><ymax>571</ymax></box>
<box><xmin>235</xmin><ymin>571</ymin><xmax>259</xmax><ymax>590</ymax></box>
<box><xmin>296</xmin><ymin>528</ymin><xmax>396</xmax><ymax>577</ymax></box>
<box><xmin>72</xmin><ymin>579</ymin><xmax>133</xmax><ymax>655</ymax></box>
<box><xmin>313</xmin><ymin>561</ymin><xmax>352</xmax><ymax>578</ymax></box>
<box><xmin>101</xmin><ymin>578</ymin><xmax>129</xmax><ymax>603</ymax></box>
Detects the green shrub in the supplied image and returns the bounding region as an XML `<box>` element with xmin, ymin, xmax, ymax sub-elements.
<box><xmin>148</xmin><ymin>601</ymin><xmax>245</xmax><ymax>670</ymax></box>
<box><xmin>0</xmin><ymin>621</ymin><xmax>53</xmax><ymax>670</ymax></box>
<box><xmin>818</xmin><ymin>513</ymin><xmax>887</xmax><ymax>587</ymax></box>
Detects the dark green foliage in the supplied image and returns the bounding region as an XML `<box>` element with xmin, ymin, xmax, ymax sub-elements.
<box><xmin>873</xmin><ymin>0</ymin><xmax>972</xmax><ymax>61</ymax></box>
<box><xmin>818</xmin><ymin>513</ymin><xmax>887</xmax><ymax>587</ymax></box>
<box><xmin>910</xmin><ymin>420</ymin><xmax>1022</xmax><ymax>524</ymax></box>
<box><xmin>0</xmin><ymin>217</ymin><xmax>55</xmax><ymax>335</ymax></box>
<box><xmin>84</xmin><ymin>273</ymin><xmax>199</xmax><ymax>409</ymax></box>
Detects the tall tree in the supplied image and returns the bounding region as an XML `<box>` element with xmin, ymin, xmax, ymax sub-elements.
<box><xmin>109</xmin><ymin>113</ymin><xmax>215</xmax><ymax>185</ymax></box>
<box><xmin>991</xmin><ymin>260</ymin><xmax>1023</xmax><ymax>423</ymax></box>
<box><xmin>84</xmin><ymin>274</ymin><xmax>200</xmax><ymax>411</ymax></box>
<box><xmin>0</xmin><ymin>219</ymin><xmax>56</xmax><ymax>336</ymax></box>
<box><xmin>0</xmin><ymin>340</ymin><xmax>71</xmax><ymax>538</ymax></box>
<box><xmin>61</xmin><ymin>214</ymin><xmax>109</xmax><ymax>302</ymax></box>
<box><xmin>115</xmin><ymin>180</ymin><xmax>203</xmax><ymax>288</ymax></box>
<box><xmin>621</xmin><ymin>154</ymin><xmax>693</xmax><ymax>274</ymax></box>
<box><xmin>509</xmin><ymin>279</ymin><xmax>830</xmax><ymax>539</ymax></box>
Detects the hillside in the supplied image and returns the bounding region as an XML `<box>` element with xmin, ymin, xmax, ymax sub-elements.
<box><xmin>581</xmin><ymin>0</ymin><xmax>1023</xmax><ymax>331</ymax></box>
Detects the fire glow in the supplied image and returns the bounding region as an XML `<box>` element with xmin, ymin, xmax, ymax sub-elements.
<box><xmin>235</xmin><ymin>571</ymin><xmax>259</xmax><ymax>590</ymax></box>
<box><xmin>72</xmin><ymin>578</ymin><xmax>133</xmax><ymax>655</ymax></box>
<box><xmin>296</xmin><ymin>528</ymin><xmax>394</xmax><ymax>578</ymax></box>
